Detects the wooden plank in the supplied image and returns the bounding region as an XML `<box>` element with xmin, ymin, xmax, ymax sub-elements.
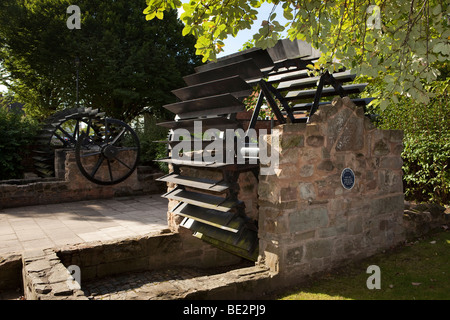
<box><xmin>184</xmin><ymin>59</ymin><xmax>263</xmax><ymax>86</ymax></box>
<box><xmin>155</xmin><ymin>139</ymin><xmax>222</xmax><ymax>148</ymax></box>
<box><xmin>157</xmin><ymin>173</ymin><xmax>229</xmax><ymax>192</ymax></box>
<box><xmin>277</xmin><ymin>71</ymin><xmax>355</xmax><ymax>92</ymax></box>
<box><xmin>266</xmin><ymin>69</ymin><xmax>309</xmax><ymax>84</ymax></box>
<box><xmin>172</xmin><ymin>76</ymin><xmax>252</xmax><ymax>101</ymax></box>
<box><xmin>163</xmin><ymin>93</ymin><xmax>245</xmax><ymax>119</ymax></box>
<box><xmin>157</xmin><ymin>116</ymin><xmax>240</xmax><ymax>131</ymax></box>
<box><xmin>172</xmin><ymin>203</ymin><xmax>241</xmax><ymax>233</ymax></box>
<box><xmin>162</xmin><ymin>189</ymin><xmax>238</xmax><ymax>212</ymax></box>
<box><xmin>154</xmin><ymin>158</ymin><xmax>230</xmax><ymax>168</ymax></box>
<box><xmin>284</xmin><ymin>83</ymin><xmax>368</xmax><ymax>101</ymax></box>
<box><xmin>195</xmin><ymin>48</ymin><xmax>274</xmax><ymax>73</ymax></box>
<box><xmin>195</xmin><ymin>231</ymin><xmax>259</xmax><ymax>261</ymax></box>
<box><xmin>292</xmin><ymin>98</ymin><xmax>374</xmax><ymax>111</ymax></box>
<box><xmin>181</xmin><ymin>218</ymin><xmax>257</xmax><ymax>252</ymax></box>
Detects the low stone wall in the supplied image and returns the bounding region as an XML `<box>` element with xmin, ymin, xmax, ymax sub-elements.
<box><xmin>19</xmin><ymin>230</ymin><xmax>244</xmax><ymax>300</ymax></box>
<box><xmin>56</xmin><ymin>230</ymin><xmax>242</xmax><ymax>283</ymax></box>
<box><xmin>22</xmin><ymin>248</ymin><xmax>87</xmax><ymax>300</ymax></box>
<box><xmin>21</xmin><ymin>244</ymin><xmax>272</xmax><ymax>300</ymax></box>
<box><xmin>0</xmin><ymin>150</ymin><xmax>165</xmax><ymax>209</ymax></box>
<box><xmin>257</xmin><ymin>97</ymin><xmax>405</xmax><ymax>284</ymax></box>
<box><xmin>403</xmin><ymin>202</ymin><xmax>449</xmax><ymax>239</ymax></box>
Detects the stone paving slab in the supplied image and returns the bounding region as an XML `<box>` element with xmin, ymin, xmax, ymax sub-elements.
<box><xmin>0</xmin><ymin>195</ymin><xmax>169</xmax><ymax>256</ymax></box>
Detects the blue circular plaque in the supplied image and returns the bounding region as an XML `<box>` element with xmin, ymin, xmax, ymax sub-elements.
<box><xmin>341</xmin><ymin>168</ymin><xmax>355</xmax><ymax>190</ymax></box>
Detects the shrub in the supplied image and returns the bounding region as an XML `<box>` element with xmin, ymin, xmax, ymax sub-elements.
<box><xmin>0</xmin><ymin>106</ymin><xmax>39</xmax><ymax>180</ymax></box>
<box><xmin>402</xmin><ymin>132</ymin><xmax>450</xmax><ymax>204</ymax></box>
<box><xmin>376</xmin><ymin>76</ymin><xmax>449</xmax><ymax>205</ymax></box>
<box><xmin>134</xmin><ymin>113</ymin><xmax>169</xmax><ymax>173</ymax></box>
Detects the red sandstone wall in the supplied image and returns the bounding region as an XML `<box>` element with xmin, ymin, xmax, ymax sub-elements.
<box><xmin>257</xmin><ymin>97</ymin><xmax>405</xmax><ymax>281</ymax></box>
<box><xmin>0</xmin><ymin>151</ymin><xmax>165</xmax><ymax>209</ymax></box>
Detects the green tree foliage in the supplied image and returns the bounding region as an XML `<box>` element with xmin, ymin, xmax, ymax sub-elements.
<box><xmin>377</xmin><ymin>62</ymin><xmax>449</xmax><ymax>205</ymax></box>
<box><xmin>0</xmin><ymin>103</ymin><xmax>39</xmax><ymax>180</ymax></box>
<box><xmin>0</xmin><ymin>0</ymin><xmax>201</xmax><ymax>121</ymax></box>
<box><xmin>144</xmin><ymin>0</ymin><xmax>449</xmax><ymax>108</ymax></box>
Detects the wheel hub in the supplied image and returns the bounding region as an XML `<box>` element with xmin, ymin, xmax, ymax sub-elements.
<box><xmin>102</xmin><ymin>144</ymin><xmax>119</xmax><ymax>160</ymax></box>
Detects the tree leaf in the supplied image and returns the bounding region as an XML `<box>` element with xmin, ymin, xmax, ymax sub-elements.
<box><xmin>156</xmin><ymin>11</ymin><xmax>164</xmax><ymax>20</ymax></box>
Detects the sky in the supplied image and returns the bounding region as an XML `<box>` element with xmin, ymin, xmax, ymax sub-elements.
<box><xmin>214</xmin><ymin>2</ymin><xmax>288</xmax><ymax>57</ymax></box>
<box><xmin>0</xmin><ymin>2</ymin><xmax>287</xmax><ymax>94</ymax></box>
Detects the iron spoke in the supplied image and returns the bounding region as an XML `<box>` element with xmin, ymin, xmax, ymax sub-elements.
<box><xmin>113</xmin><ymin>155</ymin><xmax>132</xmax><ymax>170</ymax></box>
<box><xmin>53</xmin><ymin>132</ymin><xmax>68</xmax><ymax>146</ymax></box>
<box><xmin>110</xmin><ymin>127</ymin><xmax>127</xmax><ymax>145</ymax></box>
<box><xmin>56</xmin><ymin>125</ymin><xmax>76</xmax><ymax>144</ymax></box>
<box><xmin>107</xmin><ymin>159</ymin><xmax>113</xmax><ymax>181</ymax></box>
<box><xmin>105</xmin><ymin>120</ymin><xmax>109</xmax><ymax>143</ymax></box>
<box><xmin>116</xmin><ymin>146</ymin><xmax>139</xmax><ymax>152</ymax></box>
<box><xmin>74</xmin><ymin>120</ymin><xmax>80</xmax><ymax>140</ymax></box>
<box><xmin>81</xmin><ymin>151</ymin><xmax>102</xmax><ymax>158</ymax></box>
<box><xmin>90</xmin><ymin>155</ymin><xmax>104</xmax><ymax>178</ymax></box>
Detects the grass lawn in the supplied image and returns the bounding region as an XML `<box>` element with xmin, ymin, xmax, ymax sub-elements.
<box><xmin>277</xmin><ymin>229</ymin><xmax>450</xmax><ymax>300</ymax></box>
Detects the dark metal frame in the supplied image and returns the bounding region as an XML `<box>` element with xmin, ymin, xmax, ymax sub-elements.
<box><xmin>246</xmin><ymin>70</ymin><xmax>347</xmax><ymax>135</ymax></box>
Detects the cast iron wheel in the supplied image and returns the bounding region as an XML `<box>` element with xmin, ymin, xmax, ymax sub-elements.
<box><xmin>75</xmin><ymin>118</ymin><xmax>140</xmax><ymax>185</ymax></box>
<box><xmin>33</xmin><ymin>107</ymin><xmax>104</xmax><ymax>177</ymax></box>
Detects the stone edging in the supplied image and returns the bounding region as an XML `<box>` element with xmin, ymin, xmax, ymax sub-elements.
<box><xmin>22</xmin><ymin>248</ymin><xmax>87</xmax><ymax>300</ymax></box>
<box><xmin>403</xmin><ymin>202</ymin><xmax>449</xmax><ymax>240</ymax></box>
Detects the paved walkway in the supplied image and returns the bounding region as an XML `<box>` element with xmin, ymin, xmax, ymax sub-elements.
<box><xmin>0</xmin><ymin>195</ymin><xmax>169</xmax><ymax>256</ymax></box>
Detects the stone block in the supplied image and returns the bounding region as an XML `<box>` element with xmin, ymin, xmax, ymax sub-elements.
<box><xmin>364</xmin><ymin>117</ymin><xmax>376</xmax><ymax>131</ymax></box>
<box><xmin>279</xmin><ymin>148</ymin><xmax>302</xmax><ymax>165</ymax></box>
<box><xmin>317</xmin><ymin>160</ymin><xmax>334</xmax><ymax>171</ymax></box>
<box><xmin>348</xmin><ymin>216</ymin><xmax>363</xmax><ymax>235</ymax></box>
<box><xmin>292</xmin><ymin>230</ymin><xmax>316</xmax><ymax>242</ymax></box>
<box><xmin>341</xmin><ymin>96</ymin><xmax>358</xmax><ymax>110</ymax></box>
<box><xmin>320</xmin><ymin>102</ymin><xmax>339</xmax><ymax>119</ymax></box>
<box><xmin>306</xmin><ymin>135</ymin><xmax>325</xmax><ymax>147</ymax></box>
<box><xmin>321</xmin><ymin>147</ymin><xmax>331</xmax><ymax>159</ymax></box>
<box><xmin>305</xmin><ymin>122</ymin><xmax>319</xmax><ymax>134</ymax></box>
<box><xmin>318</xmin><ymin>224</ymin><xmax>347</xmax><ymax>238</ymax></box>
<box><xmin>327</xmin><ymin>107</ymin><xmax>352</xmax><ymax>148</ymax></box>
<box><xmin>299</xmin><ymin>164</ymin><xmax>314</xmax><ymax>177</ymax></box>
<box><xmin>281</xmin><ymin>186</ymin><xmax>298</xmax><ymax>202</ymax></box>
<box><xmin>289</xmin><ymin>207</ymin><xmax>329</xmax><ymax>233</ymax></box>
<box><xmin>304</xmin><ymin>239</ymin><xmax>333</xmax><ymax>260</ymax></box>
<box><xmin>299</xmin><ymin>183</ymin><xmax>316</xmax><ymax>200</ymax></box>
<box><xmin>373</xmin><ymin>139</ymin><xmax>390</xmax><ymax>156</ymax></box>
<box><xmin>47</xmin><ymin>263</ymin><xmax>72</xmax><ymax>284</ymax></box>
<box><xmin>25</xmin><ymin>259</ymin><xmax>52</xmax><ymax>274</ymax></box>
<box><xmin>263</xmin><ymin>218</ymin><xmax>288</xmax><ymax>234</ymax></box>
<box><xmin>277</xmin><ymin>123</ymin><xmax>307</xmax><ymax>133</ymax></box>
<box><xmin>258</xmin><ymin>181</ymin><xmax>278</xmax><ymax>204</ymax></box>
<box><xmin>378</xmin><ymin>170</ymin><xmax>403</xmax><ymax>193</ymax></box>
<box><xmin>263</xmin><ymin>251</ymin><xmax>279</xmax><ymax>273</ymax></box>
<box><xmin>335</xmin><ymin>116</ymin><xmax>364</xmax><ymax>151</ymax></box>
<box><xmin>286</xmin><ymin>245</ymin><xmax>304</xmax><ymax>264</ymax></box>
<box><xmin>280</xmin><ymin>134</ymin><xmax>304</xmax><ymax>149</ymax></box>
<box><xmin>371</xmin><ymin>195</ymin><xmax>404</xmax><ymax>217</ymax></box>
<box><xmin>379</xmin><ymin>156</ymin><xmax>403</xmax><ymax>170</ymax></box>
